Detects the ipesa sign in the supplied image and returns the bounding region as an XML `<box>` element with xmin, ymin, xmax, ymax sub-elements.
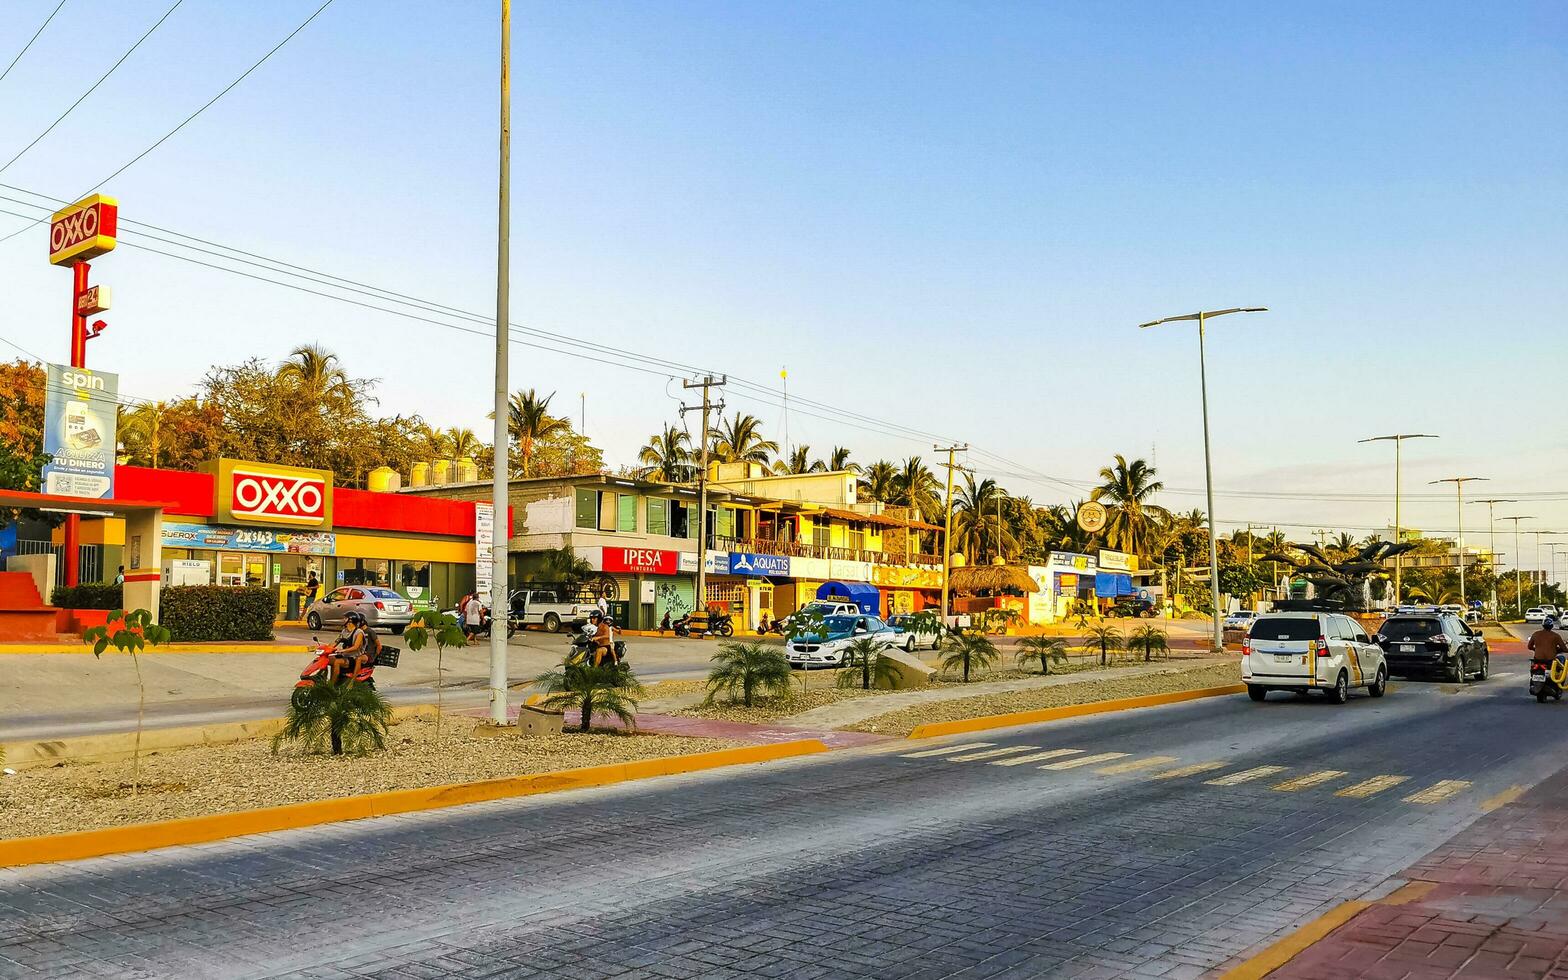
<box><xmin>213</xmin><ymin>459</ymin><xmax>333</xmax><ymax>528</ymax></box>
<box><xmin>602</xmin><ymin>547</ymin><xmax>679</xmax><ymax>575</ymax></box>
<box><xmin>49</xmin><ymin>195</ymin><xmax>118</xmax><ymax>266</ymax></box>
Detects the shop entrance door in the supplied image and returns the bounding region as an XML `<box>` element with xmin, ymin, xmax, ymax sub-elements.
<box><xmin>217</xmin><ymin>552</ymin><xmax>270</xmax><ymax>588</ymax></box>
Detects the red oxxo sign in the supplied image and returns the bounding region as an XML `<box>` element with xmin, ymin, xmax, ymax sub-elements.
<box><xmin>215</xmin><ymin>459</ymin><xmax>333</xmax><ymax>528</ymax></box>
<box><xmin>602</xmin><ymin>548</ymin><xmax>678</xmax><ymax>575</ymax></box>
<box><xmin>49</xmin><ymin>195</ymin><xmax>118</xmax><ymax>266</ymax></box>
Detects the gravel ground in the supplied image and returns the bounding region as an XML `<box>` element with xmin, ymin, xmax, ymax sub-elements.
<box><xmin>674</xmin><ymin>683</ymin><xmax>880</xmax><ymax>724</ymax></box>
<box><xmin>0</xmin><ymin>715</ymin><xmax>739</xmax><ymax>841</ymax></box>
<box><xmin>846</xmin><ymin>662</ymin><xmax>1240</xmax><ymax>736</ymax></box>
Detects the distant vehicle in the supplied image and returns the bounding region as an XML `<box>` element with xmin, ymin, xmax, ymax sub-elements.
<box><xmin>1224</xmin><ymin>610</ymin><xmax>1260</xmax><ymax>631</ymax></box>
<box><xmin>1242</xmin><ymin>612</ymin><xmax>1388</xmax><ymax>704</ymax></box>
<box><xmin>1525</xmin><ymin>607</ymin><xmax>1548</xmax><ymax>624</ymax></box>
<box><xmin>887</xmin><ymin>613</ymin><xmax>944</xmax><ymax>652</ymax></box>
<box><xmin>786</xmin><ymin>614</ymin><xmax>901</xmax><ymax>669</ymax></box>
<box><xmin>1375</xmin><ymin>612</ymin><xmax>1489</xmax><ymax>683</ymax></box>
<box><xmin>1465</xmin><ymin>608</ymin><xmax>1484</xmax><ymax>624</ymax></box>
<box><xmin>1107</xmin><ymin>596</ymin><xmax>1157</xmax><ymax>618</ymax></box>
<box><xmin>775</xmin><ymin>601</ymin><xmax>863</xmax><ymax>636</ymax></box>
<box><xmin>509</xmin><ymin>588</ymin><xmax>598</xmax><ymax>633</ymax></box>
<box><xmin>305</xmin><ymin>586</ymin><xmax>415</xmax><ymax>633</ymax></box>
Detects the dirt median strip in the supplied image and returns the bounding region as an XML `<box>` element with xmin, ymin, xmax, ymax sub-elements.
<box><xmin>0</xmin><ymin>738</ymin><xmax>829</xmax><ymax>870</ymax></box>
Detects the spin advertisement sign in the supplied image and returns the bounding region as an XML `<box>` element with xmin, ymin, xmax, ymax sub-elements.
<box><xmin>41</xmin><ymin>363</ymin><xmax>118</xmax><ymax>498</ymax></box>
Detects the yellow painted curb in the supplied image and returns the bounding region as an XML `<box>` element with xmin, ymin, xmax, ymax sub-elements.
<box><xmin>906</xmin><ymin>684</ymin><xmax>1247</xmax><ymax>739</ymax></box>
<box><xmin>0</xmin><ymin>739</ymin><xmax>830</xmax><ymax>870</ymax></box>
<box><xmin>0</xmin><ymin>643</ymin><xmax>307</xmax><ymax>655</ymax></box>
<box><xmin>1219</xmin><ymin>881</ymin><xmax>1435</xmax><ymax>979</ymax></box>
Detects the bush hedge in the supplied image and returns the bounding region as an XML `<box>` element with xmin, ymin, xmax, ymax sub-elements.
<box><xmin>159</xmin><ymin>586</ymin><xmax>276</xmax><ymax>642</ymax></box>
<box><xmin>50</xmin><ymin>584</ymin><xmax>123</xmax><ymax>609</ymax></box>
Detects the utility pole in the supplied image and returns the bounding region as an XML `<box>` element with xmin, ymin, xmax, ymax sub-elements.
<box><xmin>1430</xmin><ymin>477</ymin><xmax>1485</xmax><ymax>612</ymax></box>
<box><xmin>935</xmin><ymin>444</ymin><xmax>967</xmax><ymax>626</ymax></box>
<box><xmin>1245</xmin><ymin>523</ymin><xmax>1253</xmax><ymax>566</ymax></box>
<box><xmin>1502</xmin><ymin>515</ymin><xmax>1533</xmax><ymax>617</ymax></box>
<box><xmin>682</xmin><ymin>375</ymin><xmax>726</xmax><ymax>622</ymax></box>
<box><xmin>1359</xmin><ymin>433</ymin><xmax>1438</xmax><ymax>604</ymax></box>
<box><xmin>1532</xmin><ymin>531</ymin><xmax>1556</xmax><ymax>603</ymax></box>
<box><xmin>487</xmin><ymin>0</ymin><xmax>512</xmax><ymax>727</ymax></box>
<box><xmin>1471</xmin><ymin>498</ymin><xmax>1516</xmax><ymax>616</ymax></box>
<box><xmin>579</xmin><ymin>391</ymin><xmax>585</xmax><ymax>435</ymax></box>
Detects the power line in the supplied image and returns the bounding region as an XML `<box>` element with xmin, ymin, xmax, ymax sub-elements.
<box><xmin>0</xmin><ymin>0</ymin><xmax>66</xmax><ymax>85</ymax></box>
<box><xmin>0</xmin><ymin>0</ymin><xmax>185</xmax><ymax>176</ymax></box>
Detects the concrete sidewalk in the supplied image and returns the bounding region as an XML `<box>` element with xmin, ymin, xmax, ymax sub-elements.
<box><xmin>1272</xmin><ymin>768</ymin><xmax>1568</xmax><ymax>978</ymax></box>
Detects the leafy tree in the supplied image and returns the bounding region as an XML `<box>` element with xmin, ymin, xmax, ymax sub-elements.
<box><xmin>892</xmin><ymin>456</ymin><xmax>943</xmax><ymax>525</ymax></box>
<box><xmin>83</xmin><ymin>609</ymin><xmax>171</xmax><ymax>791</ymax></box>
<box><xmin>1092</xmin><ymin>455</ymin><xmax>1171</xmax><ymax>558</ymax></box>
<box><xmin>278</xmin><ymin>344</ymin><xmax>353</xmax><ymax>406</ymax></box>
<box><xmin>860</xmin><ymin>460</ymin><xmax>899</xmax><ymax>502</ymax></box>
<box><xmin>827</xmin><ymin>446</ymin><xmax>858</xmax><ymax>473</ymax></box>
<box><xmin>403</xmin><ymin>610</ymin><xmax>468</xmax><ymax>738</ymax></box>
<box><xmin>527</xmin><ymin>424</ymin><xmax>603</xmax><ymax>478</ymax></box>
<box><xmin>1128</xmin><ymin>624</ymin><xmax>1169</xmax><ymax>662</ymax></box>
<box><xmin>1015</xmin><ymin>635</ymin><xmax>1069</xmax><ymax>675</ymax></box>
<box><xmin>704</xmin><ymin>641</ymin><xmax>792</xmax><ymax>707</ymax></box>
<box><xmin>952</xmin><ymin>474</ymin><xmax>1014</xmax><ymax>563</ymax></box>
<box><xmin>1080</xmin><ymin>622</ymin><xmax>1125</xmax><ymax>666</ymax></box>
<box><xmin>638</xmin><ymin>424</ymin><xmax>693</xmax><ymax>482</ymax></box>
<box><xmin>534</xmin><ymin>660</ymin><xmax>643</xmax><ymax>732</ymax></box>
<box><xmin>710</xmin><ymin>412</ymin><xmax>778</xmax><ymax>465</ymax></box>
<box><xmin>504</xmin><ymin>389</ymin><xmax>572</xmax><ymax>477</ymax></box>
<box><xmin>0</xmin><ymin>435</ymin><xmax>54</xmax><ymax>527</ymax></box>
<box><xmin>531</xmin><ymin>546</ymin><xmax>595</xmax><ymax>588</ymax></box>
<box><xmin>940</xmin><ymin>631</ymin><xmax>1000</xmax><ymax>682</ymax></box>
<box><xmin>273</xmin><ymin>678</ymin><xmax>393</xmax><ymax>756</ymax></box>
<box><xmin>445</xmin><ymin>427</ymin><xmax>481</xmax><ymax>461</ymax></box>
<box><xmin>838</xmin><ymin>636</ymin><xmax>901</xmax><ymax>690</ymax></box>
<box><xmin>117</xmin><ymin>398</ymin><xmax>224</xmax><ymax>471</ymax></box>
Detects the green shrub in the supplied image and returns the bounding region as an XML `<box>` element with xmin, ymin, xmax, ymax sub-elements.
<box><xmin>159</xmin><ymin>586</ymin><xmax>275</xmax><ymax>642</ymax></box>
<box><xmin>51</xmin><ymin>584</ymin><xmax>123</xmax><ymax>609</ymax></box>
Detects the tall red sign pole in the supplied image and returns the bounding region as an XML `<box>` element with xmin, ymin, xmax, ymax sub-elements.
<box><xmin>49</xmin><ymin>195</ymin><xmax>118</xmax><ymax>588</ymax></box>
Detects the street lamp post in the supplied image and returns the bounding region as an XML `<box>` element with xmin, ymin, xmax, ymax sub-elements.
<box><xmin>1471</xmin><ymin>498</ymin><xmax>1516</xmax><ymax>616</ymax></box>
<box><xmin>1359</xmin><ymin>433</ymin><xmax>1437</xmax><ymax>605</ymax></box>
<box><xmin>1501</xmin><ymin>516</ymin><xmax>1534</xmax><ymax>617</ymax></box>
<box><xmin>1532</xmin><ymin>531</ymin><xmax>1559</xmax><ymax>603</ymax></box>
<box><xmin>1430</xmin><ymin>476</ymin><xmax>1486</xmax><ymax>612</ymax></box>
<box><xmin>1139</xmin><ymin>307</ymin><xmax>1267</xmax><ymax>653</ymax></box>
<box><xmin>486</xmin><ymin>0</ymin><xmax>512</xmax><ymax>726</ymax></box>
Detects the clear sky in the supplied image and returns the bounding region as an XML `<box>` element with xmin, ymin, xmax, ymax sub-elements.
<box><xmin>2</xmin><ymin>2</ymin><xmax>1564</xmax><ymax>566</ymax></box>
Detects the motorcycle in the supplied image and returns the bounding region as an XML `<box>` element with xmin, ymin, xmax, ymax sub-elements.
<box><xmin>672</xmin><ymin>612</ymin><xmax>734</xmax><ymax>638</ymax></box>
<box><xmin>1530</xmin><ymin>652</ymin><xmax>1567</xmax><ymax>703</ymax></box>
<box><xmin>292</xmin><ymin>636</ymin><xmax>400</xmax><ymax>710</ymax></box>
<box><xmin>568</xmin><ymin>627</ymin><xmax>627</xmax><ymax>667</ymax></box>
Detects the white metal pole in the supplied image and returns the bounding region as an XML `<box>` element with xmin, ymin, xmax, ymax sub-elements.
<box><xmin>1455</xmin><ymin>482</ymin><xmax>1465</xmax><ymax>609</ymax></box>
<box><xmin>1196</xmin><ymin>311</ymin><xmax>1221</xmax><ymax>653</ymax></box>
<box><xmin>487</xmin><ymin>0</ymin><xmax>511</xmax><ymax>726</ymax></box>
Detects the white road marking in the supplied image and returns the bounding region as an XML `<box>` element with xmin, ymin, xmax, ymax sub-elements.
<box><xmin>946</xmin><ymin>745</ymin><xmax>1041</xmax><ymax>762</ymax></box>
<box><xmin>989</xmin><ymin>749</ymin><xmax>1084</xmax><ymax>767</ymax></box>
<box><xmin>900</xmin><ymin>742</ymin><xmax>994</xmax><ymax>759</ymax></box>
<box><xmin>1041</xmin><ymin>752</ymin><xmax>1129</xmax><ymax>770</ymax></box>
<box><xmin>1403</xmin><ymin>780</ymin><xmax>1471</xmax><ymax>804</ymax></box>
<box><xmin>1336</xmin><ymin>775</ymin><xmax>1411</xmax><ymax>799</ymax></box>
<box><xmin>1206</xmin><ymin>765</ymin><xmax>1289</xmax><ymax>786</ymax></box>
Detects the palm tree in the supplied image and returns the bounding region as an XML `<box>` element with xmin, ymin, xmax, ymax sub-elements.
<box><xmin>638</xmin><ymin>424</ymin><xmax>693</xmax><ymax>483</ymax></box>
<box><xmin>952</xmin><ymin>474</ymin><xmax>1015</xmax><ymax>563</ymax></box>
<box><xmin>1127</xmin><ymin>624</ymin><xmax>1169</xmax><ymax>663</ymax></box>
<box><xmin>119</xmin><ymin>401</ymin><xmax>168</xmax><ymax>468</ymax></box>
<box><xmin>273</xmin><ymin>679</ymin><xmax>392</xmax><ymax>756</ymax></box>
<box><xmin>1080</xmin><ymin>622</ymin><xmax>1125</xmax><ymax>667</ymax></box>
<box><xmin>414</xmin><ymin>422</ymin><xmax>450</xmax><ymax>459</ymax></box>
<box><xmin>445</xmin><ymin>427</ymin><xmax>480</xmax><ymax>460</ymax></box>
<box><xmin>892</xmin><ymin>456</ymin><xmax>943</xmax><ymax>525</ymax></box>
<box><xmin>773</xmin><ymin>445</ymin><xmax>823</xmax><ymax>475</ymax></box>
<box><xmin>1092</xmin><ymin>455</ymin><xmax>1170</xmax><ymax>558</ymax></box>
<box><xmin>278</xmin><ymin>344</ymin><xmax>352</xmax><ymax>405</ymax></box>
<box><xmin>940</xmin><ymin>632</ymin><xmax>1000</xmax><ymax>682</ymax></box>
<box><xmin>535</xmin><ymin>660</ymin><xmax>644</xmax><ymax>732</ymax></box>
<box><xmin>1015</xmin><ymin>635</ymin><xmax>1069</xmax><ymax>675</ymax></box>
<box><xmin>533</xmin><ymin>545</ymin><xmax>594</xmax><ymax>587</ymax></box>
<box><xmin>837</xmin><ymin>637</ymin><xmax>902</xmax><ymax>691</ymax></box>
<box><xmin>827</xmin><ymin>447</ymin><xmax>858</xmax><ymax>473</ymax></box>
<box><xmin>860</xmin><ymin>460</ymin><xmax>899</xmax><ymax>503</ymax></box>
<box><xmin>710</xmin><ymin>412</ymin><xmax>778</xmax><ymax>465</ymax></box>
<box><xmin>506</xmin><ymin>389</ymin><xmax>571</xmax><ymax>477</ymax></box>
<box><xmin>704</xmin><ymin>641</ymin><xmax>793</xmax><ymax>707</ymax></box>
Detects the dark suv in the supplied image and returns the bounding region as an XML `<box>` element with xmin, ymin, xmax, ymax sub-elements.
<box><xmin>1375</xmin><ymin>612</ymin><xmax>1489</xmax><ymax>682</ymax></box>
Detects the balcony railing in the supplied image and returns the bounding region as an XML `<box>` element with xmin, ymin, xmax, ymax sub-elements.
<box><xmin>712</xmin><ymin>536</ymin><xmax>941</xmax><ymax>569</ymax></box>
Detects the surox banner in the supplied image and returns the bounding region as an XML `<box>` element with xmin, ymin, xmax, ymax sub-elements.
<box><xmin>42</xmin><ymin>364</ymin><xmax>118</xmax><ymax>498</ymax></box>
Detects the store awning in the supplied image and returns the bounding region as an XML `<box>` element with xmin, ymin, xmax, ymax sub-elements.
<box><xmin>1095</xmin><ymin>572</ymin><xmax>1136</xmax><ymax>596</ymax></box>
<box><xmin>815</xmin><ymin>580</ymin><xmax>881</xmax><ymax>614</ymax></box>
<box><xmin>819</xmin><ymin>507</ymin><xmax>944</xmax><ymax>532</ymax></box>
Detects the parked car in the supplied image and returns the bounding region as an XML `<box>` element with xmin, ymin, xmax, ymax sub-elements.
<box><xmin>1224</xmin><ymin>610</ymin><xmax>1260</xmax><ymax>631</ymax></box>
<box><xmin>1242</xmin><ymin>611</ymin><xmax>1388</xmax><ymax>704</ymax></box>
<box><xmin>774</xmin><ymin>601</ymin><xmax>864</xmax><ymax>636</ymax></box>
<box><xmin>786</xmin><ymin>614</ymin><xmax>901</xmax><ymax>669</ymax></box>
<box><xmin>305</xmin><ymin>586</ymin><xmax>415</xmax><ymax>633</ymax></box>
<box><xmin>1107</xmin><ymin>596</ymin><xmax>1157</xmax><ymax>618</ymax></box>
<box><xmin>887</xmin><ymin>613</ymin><xmax>944</xmax><ymax>652</ymax></box>
<box><xmin>1374</xmin><ymin>611</ymin><xmax>1489</xmax><ymax>683</ymax></box>
<box><xmin>1525</xmin><ymin>607</ymin><xmax>1547</xmax><ymax>624</ymax></box>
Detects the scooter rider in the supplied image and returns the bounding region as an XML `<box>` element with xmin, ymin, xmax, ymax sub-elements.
<box><xmin>585</xmin><ymin>609</ymin><xmax>618</xmax><ymax>667</ymax></box>
<box><xmin>1529</xmin><ymin>616</ymin><xmax>1568</xmax><ymax>692</ymax></box>
<box><xmin>332</xmin><ymin>612</ymin><xmax>372</xmax><ymax>682</ymax></box>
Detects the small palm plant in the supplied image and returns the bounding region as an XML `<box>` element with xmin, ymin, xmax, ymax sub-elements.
<box><xmin>705</xmin><ymin>641</ymin><xmax>792</xmax><ymax>707</ymax></box>
<box><xmin>838</xmin><ymin>637</ymin><xmax>902</xmax><ymax>690</ymax></box>
<box><xmin>403</xmin><ymin>610</ymin><xmax>468</xmax><ymax>739</ymax></box>
<box><xmin>785</xmin><ymin>608</ymin><xmax>828</xmax><ymax>699</ymax></box>
<box><xmin>1081</xmin><ymin>622</ymin><xmax>1125</xmax><ymax>666</ymax></box>
<box><xmin>535</xmin><ymin>660</ymin><xmax>644</xmax><ymax>732</ymax></box>
<box><xmin>273</xmin><ymin>679</ymin><xmax>393</xmax><ymax>756</ymax></box>
<box><xmin>1015</xmin><ymin>635</ymin><xmax>1069</xmax><ymax>676</ymax></box>
<box><xmin>1128</xmin><ymin>624</ymin><xmax>1170</xmax><ymax>663</ymax></box>
<box><xmin>83</xmin><ymin>608</ymin><xmax>171</xmax><ymax>792</ymax></box>
<box><xmin>941</xmin><ymin>631</ymin><xmax>1000</xmax><ymax>683</ymax></box>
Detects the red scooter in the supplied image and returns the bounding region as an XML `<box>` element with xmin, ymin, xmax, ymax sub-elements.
<box><xmin>292</xmin><ymin>636</ymin><xmax>400</xmax><ymax>710</ymax></box>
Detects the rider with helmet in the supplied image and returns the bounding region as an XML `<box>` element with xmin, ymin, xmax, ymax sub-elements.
<box><xmin>585</xmin><ymin>609</ymin><xmax>618</xmax><ymax>667</ymax></box>
<box><xmin>332</xmin><ymin>611</ymin><xmax>373</xmax><ymax>682</ymax></box>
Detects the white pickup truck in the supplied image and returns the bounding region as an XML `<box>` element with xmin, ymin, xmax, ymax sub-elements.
<box><xmin>511</xmin><ymin>588</ymin><xmax>598</xmax><ymax>633</ymax></box>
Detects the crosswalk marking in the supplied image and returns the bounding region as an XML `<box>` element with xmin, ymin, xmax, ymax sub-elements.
<box><xmin>900</xmin><ymin>742</ymin><xmax>994</xmax><ymax>759</ymax></box>
<box><xmin>1097</xmin><ymin>755</ymin><xmax>1178</xmax><ymax>774</ymax></box>
<box><xmin>1336</xmin><ymin>775</ymin><xmax>1410</xmax><ymax>799</ymax></box>
<box><xmin>946</xmin><ymin>745</ymin><xmax>1040</xmax><ymax>762</ymax></box>
<box><xmin>1274</xmin><ymin>770</ymin><xmax>1347</xmax><ymax>792</ymax></box>
<box><xmin>989</xmin><ymin>749</ymin><xmax>1083</xmax><ymax>767</ymax></box>
<box><xmin>1041</xmin><ymin>752</ymin><xmax>1129</xmax><ymax>770</ymax></box>
<box><xmin>1151</xmin><ymin>760</ymin><xmax>1228</xmax><ymax>780</ymax></box>
<box><xmin>1206</xmin><ymin>765</ymin><xmax>1289</xmax><ymax>786</ymax></box>
<box><xmin>1403</xmin><ymin>780</ymin><xmax>1471</xmax><ymax>804</ymax></box>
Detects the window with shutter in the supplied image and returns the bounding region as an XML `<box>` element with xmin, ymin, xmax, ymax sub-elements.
<box><xmin>647</xmin><ymin>498</ymin><xmax>668</xmax><ymax>536</ymax></box>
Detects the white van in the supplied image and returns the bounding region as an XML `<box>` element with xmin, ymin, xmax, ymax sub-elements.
<box><xmin>1242</xmin><ymin>611</ymin><xmax>1388</xmax><ymax>704</ymax></box>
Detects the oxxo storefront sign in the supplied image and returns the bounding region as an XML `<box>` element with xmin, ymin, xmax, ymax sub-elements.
<box><xmin>212</xmin><ymin>459</ymin><xmax>333</xmax><ymax>528</ymax></box>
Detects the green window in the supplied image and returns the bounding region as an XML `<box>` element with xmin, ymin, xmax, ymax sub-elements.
<box><xmin>715</xmin><ymin>507</ymin><xmax>735</xmax><ymax>539</ymax></box>
<box><xmin>647</xmin><ymin>498</ymin><xmax>668</xmax><ymax>536</ymax></box>
<box><xmin>575</xmin><ymin>488</ymin><xmax>596</xmax><ymax>529</ymax></box>
<box><xmin>617</xmin><ymin>493</ymin><xmax>637</xmax><ymax>532</ymax></box>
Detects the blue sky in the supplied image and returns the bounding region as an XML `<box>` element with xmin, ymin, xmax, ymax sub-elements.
<box><xmin>2</xmin><ymin>2</ymin><xmax>1564</xmax><ymax>563</ymax></box>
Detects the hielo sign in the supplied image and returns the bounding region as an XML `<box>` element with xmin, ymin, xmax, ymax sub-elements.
<box><xmin>49</xmin><ymin>195</ymin><xmax>118</xmax><ymax>266</ymax></box>
<box><xmin>212</xmin><ymin>459</ymin><xmax>333</xmax><ymax>528</ymax></box>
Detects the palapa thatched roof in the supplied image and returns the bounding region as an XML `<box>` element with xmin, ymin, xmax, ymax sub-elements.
<box><xmin>949</xmin><ymin>564</ymin><xmax>1040</xmax><ymax>594</ymax></box>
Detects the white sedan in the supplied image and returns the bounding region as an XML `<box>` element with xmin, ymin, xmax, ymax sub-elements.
<box><xmin>1525</xmin><ymin>607</ymin><xmax>1548</xmax><ymax>624</ymax></box>
<box><xmin>786</xmin><ymin>614</ymin><xmax>902</xmax><ymax>669</ymax></box>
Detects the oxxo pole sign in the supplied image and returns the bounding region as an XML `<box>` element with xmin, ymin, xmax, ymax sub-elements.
<box><xmin>49</xmin><ymin>195</ymin><xmax>118</xmax><ymax>266</ymax></box>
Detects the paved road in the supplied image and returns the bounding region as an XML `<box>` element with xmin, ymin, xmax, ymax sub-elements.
<box><xmin>3</xmin><ymin>661</ymin><xmax>1563</xmax><ymax>978</ymax></box>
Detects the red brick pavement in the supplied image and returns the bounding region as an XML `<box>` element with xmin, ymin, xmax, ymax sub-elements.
<box><xmin>1271</xmin><ymin>769</ymin><xmax>1568</xmax><ymax>979</ymax></box>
